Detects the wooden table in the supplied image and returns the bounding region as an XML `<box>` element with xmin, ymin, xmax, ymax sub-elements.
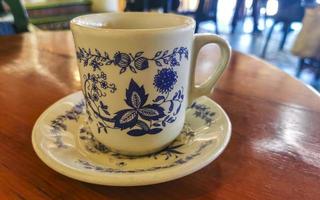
<box><xmin>0</xmin><ymin>31</ymin><xmax>319</xmax><ymax>199</ymax></box>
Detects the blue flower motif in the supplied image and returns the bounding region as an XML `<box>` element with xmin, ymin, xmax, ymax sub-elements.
<box><xmin>134</xmin><ymin>57</ymin><xmax>149</xmax><ymax>70</ymax></box>
<box><xmin>190</xmin><ymin>102</ymin><xmax>215</xmax><ymax>125</ymax></box>
<box><xmin>153</xmin><ymin>68</ymin><xmax>178</xmax><ymax>94</ymax></box>
<box><xmin>113</xmin><ymin>52</ymin><xmax>131</xmax><ymax>69</ymax></box>
<box><xmin>127</xmin><ymin>127</ymin><xmax>162</xmax><ymax>136</ymax></box>
<box><xmin>100</xmin><ymin>72</ymin><xmax>107</xmax><ymax>80</ymax></box>
<box><xmin>100</xmin><ymin>81</ymin><xmax>108</xmax><ymax>89</ymax></box>
<box><xmin>90</xmin><ymin>60</ymin><xmax>102</xmax><ymax>71</ymax></box>
<box><xmin>178</xmin><ymin>47</ymin><xmax>189</xmax><ymax>59</ymax></box>
<box><xmin>113</xmin><ymin>79</ymin><xmax>165</xmax><ymax>130</ymax></box>
<box><xmin>170</xmin><ymin>57</ymin><xmax>179</xmax><ymax>67</ymax></box>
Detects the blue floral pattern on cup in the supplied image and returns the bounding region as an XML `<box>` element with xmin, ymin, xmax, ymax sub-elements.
<box><xmin>77</xmin><ymin>47</ymin><xmax>189</xmax><ymax>136</ymax></box>
<box><xmin>112</xmin><ymin>80</ymin><xmax>164</xmax><ymax>136</ymax></box>
<box><xmin>153</xmin><ymin>68</ymin><xmax>178</xmax><ymax>94</ymax></box>
<box><xmin>76</xmin><ymin>47</ymin><xmax>188</xmax><ymax>74</ymax></box>
<box><xmin>84</xmin><ymin>78</ymin><xmax>184</xmax><ymax>136</ymax></box>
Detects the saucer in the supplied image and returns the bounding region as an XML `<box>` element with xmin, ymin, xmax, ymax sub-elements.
<box><xmin>32</xmin><ymin>91</ymin><xmax>231</xmax><ymax>186</ymax></box>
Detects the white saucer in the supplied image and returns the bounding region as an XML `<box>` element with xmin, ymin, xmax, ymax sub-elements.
<box><xmin>32</xmin><ymin>91</ymin><xmax>231</xmax><ymax>186</ymax></box>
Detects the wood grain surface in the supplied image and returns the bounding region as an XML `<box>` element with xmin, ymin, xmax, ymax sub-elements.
<box><xmin>0</xmin><ymin>31</ymin><xmax>319</xmax><ymax>200</ymax></box>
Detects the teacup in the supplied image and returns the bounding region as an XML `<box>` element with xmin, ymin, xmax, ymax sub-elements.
<box><xmin>71</xmin><ymin>12</ymin><xmax>230</xmax><ymax>156</ymax></box>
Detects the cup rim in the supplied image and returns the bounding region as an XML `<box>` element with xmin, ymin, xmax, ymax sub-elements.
<box><xmin>70</xmin><ymin>12</ymin><xmax>195</xmax><ymax>32</ymax></box>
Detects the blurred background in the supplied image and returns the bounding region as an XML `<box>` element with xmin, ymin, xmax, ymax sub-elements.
<box><xmin>1</xmin><ymin>0</ymin><xmax>320</xmax><ymax>91</ymax></box>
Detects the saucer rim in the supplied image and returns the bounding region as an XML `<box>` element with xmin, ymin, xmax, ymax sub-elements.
<box><xmin>32</xmin><ymin>91</ymin><xmax>232</xmax><ymax>186</ymax></box>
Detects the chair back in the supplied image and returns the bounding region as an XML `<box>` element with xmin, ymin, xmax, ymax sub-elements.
<box><xmin>196</xmin><ymin>0</ymin><xmax>218</xmax><ymax>18</ymax></box>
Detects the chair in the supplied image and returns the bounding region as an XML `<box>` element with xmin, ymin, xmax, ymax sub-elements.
<box><xmin>292</xmin><ymin>6</ymin><xmax>320</xmax><ymax>85</ymax></box>
<box><xmin>125</xmin><ymin>0</ymin><xmax>145</xmax><ymax>11</ymax></box>
<box><xmin>125</xmin><ymin>0</ymin><xmax>179</xmax><ymax>12</ymax></box>
<box><xmin>0</xmin><ymin>0</ymin><xmax>28</xmax><ymax>35</ymax></box>
<box><xmin>194</xmin><ymin>0</ymin><xmax>219</xmax><ymax>33</ymax></box>
<box><xmin>261</xmin><ymin>0</ymin><xmax>304</xmax><ymax>58</ymax></box>
<box><xmin>180</xmin><ymin>0</ymin><xmax>219</xmax><ymax>33</ymax></box>
<box><xmin>231</xmin><ymin>0</ymin><xmax>268</xmax><ymax>34</ymax></box>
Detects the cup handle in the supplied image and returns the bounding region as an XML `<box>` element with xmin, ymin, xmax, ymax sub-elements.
<box><xmin>189</xmin><ymin>33</ymin><xmax>231</xmax><ymax>103</ymax></box>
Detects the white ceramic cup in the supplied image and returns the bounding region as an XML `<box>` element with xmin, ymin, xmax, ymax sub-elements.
<box><xmin>71</xmin><ymin>12</ymin><xmax>230</xmax><ymax>156</ymax></box>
